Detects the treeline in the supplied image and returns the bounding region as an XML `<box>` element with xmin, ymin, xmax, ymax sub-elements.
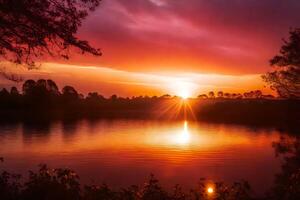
<box><xmin>0</xmin><ymin>79</ymin><xmax>162</xmax><ymax>120</ymax></box>
<box><xmin>194</xmin><ymin>99</ymin><xmax>300</xmax><ymax>128</ymax></box>
<box><xmin>0</xmin><ymin>79</ymin><xmax>299</xmax><ymax>127</ymax></box>
<box><xmin>197</xmin><ymin>90</ymin><xmax>274</xmax><ymax>99</ymax></box>
<box><xmin>0</xmin><ymin>79</ymin><xmax>275</xmax><ymax>103</ymax></box>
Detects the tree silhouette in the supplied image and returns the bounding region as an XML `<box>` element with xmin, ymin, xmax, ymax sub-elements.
<box><xmin>22</xmin><ymin>164</ymin><xmax>81</xmax><ymax>200</ymax></box>
<box><xmin>160</xmin><ymin>94</ymin><xmax>171</xmax><ymax>99</ymax></box>
<box><xmin>86</xmin><ymin>92</ymin><xmax>105</xmax><ymax>101</ymax></box>
<box><xmin>10</xmin><ymin>87</ymin><xmax>19</xmax><ymax>96</ymax></box>
<box><xmin>0</xmin><ymin>88</ymin><xmax>9</xmax><ymax>96</ymax></box>
<box><xmin>243</xmin><ymin>90</ymin><xmax>262</xmax><ymax>99</ymax></box>
<box><xmin>263</xmin><ymin>28</ymin><xmax>300</xmax><ymax>99</ymax></box>
<box><xmin>22</xmin><ymin>80</ymin><xmax>36</xmax><ymax>96</ymax></box>
<box><xmin>217</xmin><ymin>91</ymin><xmax>224</xmax><ymax>98</ymax></box>
<box><xmin>0</xmin><ymin>164</ymin><xmax>254</xmax><ymax>200</ymax></box>
<box><xmin>253</xmin><ymin>90</ymin><xmax>262</xmax><ymax>98</ymax></box>
<box><xmin>0</xmin><ymin>0</ymin><xmax>101</xmax><ymax>67</ymax></box>
<box><xmin>269</xmin><ymin>135</ymin><xmax>300</xmax><ymax>200</ymax></box>
<box><xmin>208</xmin><ymin>91</ymin><xmax>215</xmax><ymax>98</ymax></box>
<box><xmin>197</xmin><ymin>94</ymin><xmax>208</xmax><ymax>99</ymax></box>
<box><xmin>45</xmin><ymin>80</ymin><xmax>60</xmax><ymax>96</ymax></box>
<box><xmin>110</xmin><ymin>94</ymin><xmax>118</xmax><ymax>101</ymax></box>
<box><xmin>224</xmin><ymin>93</ymin><xmax>231</xmax><ymax>99</ymax></box>
<box><xmin>62</xmin><ymin>86</ymin><xmax>78</xmax><ymax>98</ymax></box>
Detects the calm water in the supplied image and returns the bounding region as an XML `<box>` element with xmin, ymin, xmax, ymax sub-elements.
<box><xmin>0</xmin><ymin>119</ymin><xmax>286</xmax><ymax>195</ymax></box>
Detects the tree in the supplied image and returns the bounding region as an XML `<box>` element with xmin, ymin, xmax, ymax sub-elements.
<box><xmin>224</xmin><ymin>93</ymin><xmax>231</xmax><ymax>99</ymax></box>
<box><xmin>270</xmin><ymin>135</ymin><xmax>300</xmax><ymax>200</ymax></box>
<box><xmin>22</xmin><ymin>79</ymin><xmax>36</xmax><ymax>95</ymax></box>
<box><xmin>198</xmin><ymin>94</ymin><xmax>208</xmax><ymax>99</ymax></box>
<box><xmin>208</xmin><ymin>91</ymin><xmax>215</xmax><ymax>98</ymax></box>
<box><xmin>217</xmin><ymin>91</ymin><xmax>224</xmax><ymax>98</ymax></box>
<box><xmin>0</xmin><ymin>0</ymin><xmax>101</xmax><ymax>67</ymax></box>
<box><xmin>244</xmin><ymin>92</ymin><xmax>250</xmax><ymax>98</ymax></box>
<box><xmin>62</xmin><ymin>85</ymin><xmax>79</xmax><ymax>100</ymax></box>
<box><xmin>159</xmin><ymin>94</ymin><xmax>171</xmax><ymax>99</ymax></box>
<box><xmin>253</xmin><ymin>90</ymin><xmax>262</xmax><ymax>98</ymax></box>
<box><xmin>262</xmin><ymin>28</ymin><xmax>300</xmax><ymax>99</ymax></box>
<box><xmin>22</xmin><ymin>79</ymin><xmax>59</xmax><ymax>97</ymax></box>
<box><xmin>86</xmin><ymin>92</ymin><xmax>105</xmax><ymax>101</ymax></box>
<box><xmin>110</xmin><ymin>94</ymin><xmax>117</xmax><ymax>101</ymax></box>
<box><xmin>0</xmin><ymin>88</ymin><xmax>9</xmax><ymax>97</ymax></box>
<box><xmin>10</xmin><ymin>86</ymin><xmax>19</xmax><ymax>95</ymax></box>
<box><xmin>46</xmin><ymin>80</ymin><xmax>60</xmax><ymax>96</ymax></box>
<box><xmin>235</xmin><ymin>93</ymin><xmax>243</xmax><ymax>99</ymax></box>
<box><xmin>231</xmin><ymin>93</ymin><xmax>237</xmax><ymax>99</ymax></box>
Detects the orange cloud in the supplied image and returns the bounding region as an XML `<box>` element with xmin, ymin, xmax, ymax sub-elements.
<box><xmin>0</xmin><ymin>63</ymin><xmax>272</xmax><ymax>97</ymax></box>
<box><xmin>2</xmin><ymin>1</ymin><xmax>298</xmax><ymax>95</ymax></box>
<box><xmin>63</xmin><ymin>0</ymin><xmax>300</xmax><ymax>74</ymax></box>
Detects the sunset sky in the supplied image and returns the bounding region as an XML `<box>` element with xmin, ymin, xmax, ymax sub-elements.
<box><xmin>1</xmin><ymin>0</ymin><xmax>300</xmax><ymax>97</ymax></box>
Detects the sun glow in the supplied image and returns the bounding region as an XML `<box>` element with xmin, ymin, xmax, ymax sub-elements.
<box><xmin>168</xmin><ymin>79</ymin><xmax>197</xmax><ymax>99</ymax></box>
<box><xmin>177</xmin><ymin>82</ymin><xmax>192</xmax><ymax>99</ymax></box>
<box><xmin>179</xmin><ymin>90</ymin><xmax>190</xmax><ymax>99</ymax></box>
<box><xmin>173</xmin><ymin>121</ymin><xmax>191</xmax><ymax>145</ymax></box>
<box><xmin>207</xmin><ymin>187</ymin><xmax>214</xmax><ymax>194</ymax></box>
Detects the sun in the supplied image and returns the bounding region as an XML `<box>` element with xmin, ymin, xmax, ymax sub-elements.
<box><xmin>165</xmin><ymin>77</ymin><xmax>197</xmax><ymax>100</ymax></box>
<box><xmin>179</xmin><ymin>90</ymin><xmax>190</xmax><ymax>99</ymax></box>
<box><xmin>171</xmin><ymin>79</ymin><xmax>194</xmax><ymax>99</ymax></box>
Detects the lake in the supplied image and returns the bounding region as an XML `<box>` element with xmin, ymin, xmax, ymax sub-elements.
<box><xmin>0</xmin><ymin>119</ymin><xmax>287</xmax><ymax>196</ymax></box>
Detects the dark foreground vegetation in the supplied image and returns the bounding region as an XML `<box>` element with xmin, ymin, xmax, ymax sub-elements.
<box><xmin>0</xmin><ymin>163</ymin><xmax>252</xmax><ymax>200</ymax></box>
<box><xmin>0</xmin><ymin>79</ymin><xmax>299</xmax><ymax>129</ymax></box>
<box><xmin>1</xmin><ymin>133</ymin><xmax>300</xmax><ymax>200</ymax></box>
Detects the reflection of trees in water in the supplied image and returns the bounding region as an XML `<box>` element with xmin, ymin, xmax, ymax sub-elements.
<box><xmin>21</xmin><ymin>121</ymin><xmax>52</xmax><ymax>144</ymax></box>
<box><xmin>62</xmin><ymin>120</ymin><xmax>79</xmax><ymax>135</ymax></box>
<box><xmin>61</xmin><ymin>120</ymin><xmax>81</xmax><ymax>143</ymax></box>
<box><xmin>1</xmin><ymin>123</ymin><xmax>300</xmax><ymax>199</ymax></box>
<box><xmin>267</xmin><ymin>134</ymin><xmax>300</xmax><ymax>200</ymax></box>
<box><xmin>23</xmin><ymin>119</ymin><xmax>81</xmax><ymax>143</ymax></box>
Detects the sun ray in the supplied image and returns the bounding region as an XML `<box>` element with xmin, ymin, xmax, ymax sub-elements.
<box><xmin>185</xmin><ymin>100</ymin><xmax>198</xmax><ymax>121</ymax></box>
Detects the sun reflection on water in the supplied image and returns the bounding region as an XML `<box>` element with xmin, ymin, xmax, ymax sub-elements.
<box><xmin>173</xmin><ymin>121</ymin><xmax>191</xmax><ymax>145</ymax></box>
<box><xmin>0</xmin><ymin>120</ymin><xmax>283</xmax><ymax>195</ymax></box>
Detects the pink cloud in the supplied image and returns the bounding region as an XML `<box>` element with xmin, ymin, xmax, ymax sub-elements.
<box><xmin>67</xmin><ymin>0</ymin><xmax>300</xmax><ymax>74</ymax></box>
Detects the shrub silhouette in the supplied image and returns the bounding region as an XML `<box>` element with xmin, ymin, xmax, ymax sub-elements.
<box><xmin>0</xmin><ymin>164</ymin><xmax>254</xmax><ymax>200</ymax></box>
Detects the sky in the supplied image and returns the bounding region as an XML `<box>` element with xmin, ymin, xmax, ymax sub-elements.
<box><xmin>1</xmin><ymin>0</ymin><xmax>300</xmax><ymax>97</ymax></box>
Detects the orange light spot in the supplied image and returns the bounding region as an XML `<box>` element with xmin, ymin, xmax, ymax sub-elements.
<box><xmin>207</xmin><ymin>187</ymin><xmax>214</xmax><ymax>194</ymax></box>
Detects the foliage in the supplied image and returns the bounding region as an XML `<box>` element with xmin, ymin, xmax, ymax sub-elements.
<box><xmin>23</xmin><ymin>164</ymin><xmax>81</xmax><ymax>200</ymax></box>
<box><xmin>0</xmin><ymin>164</ymin><xmax>253</xmax><ymax>200</ymax></box>
<box><xmin>0</xmin><ymin>0</ymin><xmax>101</xmax><ymax>67</ymax></box>
<box><xmin>263</xmin><ymin>28</ymin><xmax>300</xmax><ymax>99</ymax></box>
<box><xmin>268</xmin><ymin>136</ymin><xmax>300</xmax><ymax>200</ymax></box>
<box><xmin>198</xmin><ymin>90</ymin><xmax>270</xmax><ymax>99</ymax></box>
<box><xmin>0</xmin><ymin>170</ymin><xmax>21</xmax><ymax>200</ymax></box>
